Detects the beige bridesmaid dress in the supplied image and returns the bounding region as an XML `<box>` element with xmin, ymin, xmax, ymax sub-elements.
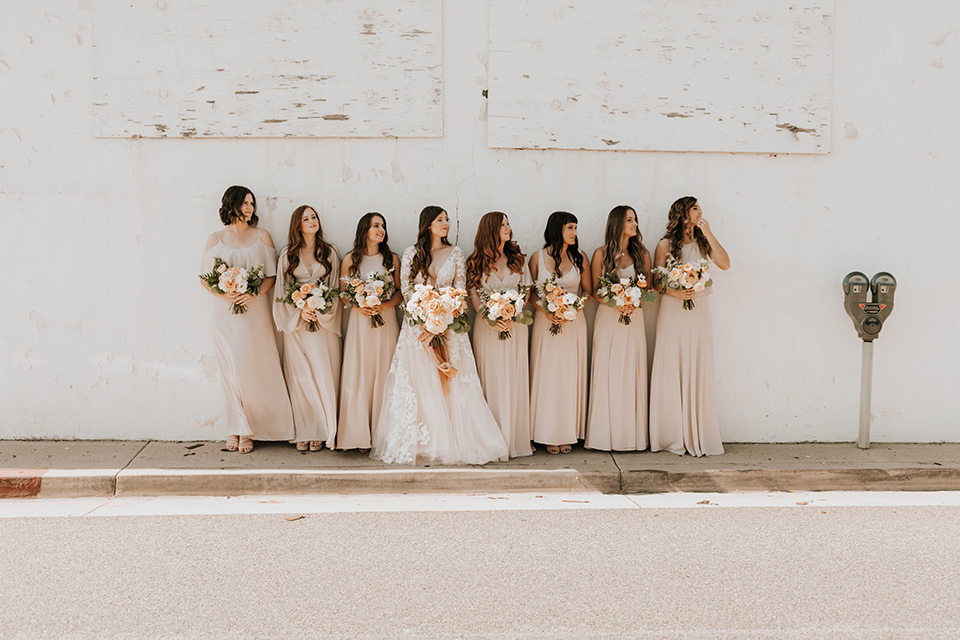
<box><xmin>529</xmin><ymin>250</ymin><xmax>588</xmax><ymax>446</ymax></box>
<box><xmin>201</xmin><ymin>230</ymin><xmax>294</xmax><ymax>441</ymax></box>
<box><xmin>649</xmin><ymin>243</ymin><xmax>723</xmax><ymax>456</ymax></box>
<box><xmin>585</xmin><ymin>264</ymin><xmax>649</xmax><ymax>451</ymax></box>
<box><xmin>473</xmin><ymin>263</ymin><xmax>534</xmax><ymax>458</ymax></box>
<box><xmin>273</xmin><ymin>247</ymin><xmax>342</xmax><ymax>446</ymax></box>
<box><xmin>337</xmin><ymin>253</ymin><xmax>400</xmax><ymax>450</ymax></box>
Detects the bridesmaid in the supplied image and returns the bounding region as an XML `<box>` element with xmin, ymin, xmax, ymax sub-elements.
<box><xmin>649</xmin><ymin>196</ymin><xmax>731</xmax><ymax>456</ymax></box>
<box><xmin>337</xmin><ymin>213</ymin><xmax>402</xmax><ymax>452</ymax></box>
<box><xmin>585</xmin><ymin>205</ymin><xmax>652</xmax><ymax>451</ymax></box>
<box><xmin>467</xmin><ymin>211</ymin><xmax>534</xmax><ymax>459</ymax></box>
<box><xmin>528</xmin><ymin>211</ymin><xmax>592</xmax><ymax>454</ymax></box>
<box><xmin>200</xmin><ymin>185</ymin><xmax>293</xmax><ymax>454</ymax></box>
<box><xmin>273</xmin><ymin>205</ymin><xmax>342</xmax><ymax>452</ymax></box>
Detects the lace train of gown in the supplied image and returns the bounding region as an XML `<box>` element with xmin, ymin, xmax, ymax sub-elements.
<box><xmin>371</xmin><ymin>246</ymin><xmax>508</xmax><ymax>465</ymax></box>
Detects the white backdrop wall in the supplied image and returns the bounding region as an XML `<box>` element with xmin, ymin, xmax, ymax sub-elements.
<box><xmin>1</xmin><ymin>1</ymin><xmax>958</xmax><ymax>442</ymax></box>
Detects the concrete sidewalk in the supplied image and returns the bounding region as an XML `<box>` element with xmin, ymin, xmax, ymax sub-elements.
<box><xmin>1</xmin><ymin>441</ymin><xmax>958</xmax><ymax>498</ymax></box>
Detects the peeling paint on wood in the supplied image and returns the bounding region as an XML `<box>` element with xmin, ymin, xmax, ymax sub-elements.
<box><xmin>487</xmin><ymin>0</ymin><xmax>834</xmax><ymax>153</ymax></box>
<box><xmin>91</xmin><ymin>0</ymin><xmax>442</xmax><ymax>138</ymax></box>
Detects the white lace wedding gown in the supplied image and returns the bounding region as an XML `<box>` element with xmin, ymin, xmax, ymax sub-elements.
<box><xmin>371</xmin><ymin>246</ymin><xmax>509</xmax><ymax>465</ymax></box>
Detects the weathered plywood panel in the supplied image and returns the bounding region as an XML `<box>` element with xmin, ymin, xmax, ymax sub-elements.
<box><xmin>488</xmin><ymin>0</ymin><xmax>834</xmax><ymax>153</ymax></box>
<box><xmin>91</xmin><ymin>0</ymin><xmax>441</xmax><ymax>138</ymax></box>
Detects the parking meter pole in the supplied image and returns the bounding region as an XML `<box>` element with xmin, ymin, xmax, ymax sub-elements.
<box><xmin>858</xmin><ymin>340</ymin><xmax>874</xmax><ymax>449</ymax></box>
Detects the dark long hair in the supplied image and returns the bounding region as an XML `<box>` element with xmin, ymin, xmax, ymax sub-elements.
<box><xmin>543</xmin><ymin>211</ymin><xmax>583</xmax><ymax>277</ymax></box>
<box><xmin>466</xmin><ymin>211</ymin><xmax>526</xmax><ymax>291</ymax></box>
<box><xmin>219</xmin><ymin>185</ymin><xmax>259</xmax><ymax>226</ymax></box>
<box><xmin>663</xmin><ymin>196</ymin><xmax>710</xmax><ymax>262</ymax></box>
<box><xmin>348</xmin><ymin>212</ymin><xmax>394</xmax><ymax>277</ymax></box>
<box><xmin>602</xmin><ymin>205</ymin><xmax>649</xmax><ymax>276</ymax></box>
<box><xmin>284</xmin><ymin>205</ymin><xmax>333</xmax><ymax>282</ymax></box>
<box><xmin>410</xmin><ymin>205</ymin><xmax>451</xmax><ymax>283</ymax></box>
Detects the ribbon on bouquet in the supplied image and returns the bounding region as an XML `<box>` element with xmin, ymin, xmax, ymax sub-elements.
<box><xmin>417</xmin><ymin>329</ymin><xmax>458</xmax><ymax>395</ymax></box>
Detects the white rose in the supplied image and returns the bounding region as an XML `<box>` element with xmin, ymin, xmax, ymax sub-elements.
<box><xmin>505</xmin><ymin>289</ymin><xmax>519</xmax><ymax>299</ymax></box>
<box><xmin>693</xmin><ymin>281</ymin><xmax>705</xmax><ymax>292</ymax></box>
<box><xmin>561</xmin><ymin>293</ymin><xmax>578</xmax><ymax>305</ymax></box>
<box><xmin>547</xmin><ymin>302</ymin><xmax>558</xmax><ymax>312</ymax></box>
<box><xmin>563</xmin><ymin>310</ymin><xmax>577</xmax><ymax>321</ymax></box>
<box><xmin>236</xmin><ymin>280</ymin><xmax>248</xmax><ymax>294</ymax></box>
<box><xmin>424</xmin><ymin>315</ymin><xmax>447</xmax><ymax>334</ymax></box>
<box><xmin>295</xmin><ymin>299</ymin><xmax>306</xmax><ymax>309</ymax></box>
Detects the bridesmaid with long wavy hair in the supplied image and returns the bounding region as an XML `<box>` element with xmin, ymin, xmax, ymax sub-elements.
<box><xmin>467</xmin><ymin>211</ymin><xmax>534</xmax><ymax>458</ymax></box>
<box><xmin>649</xmin><ymin>196</ymin><xmax>731</xmax><ymax>456</ymax></box>
<box><xmin>528</xmin><ymin>211</ymin><xmax>592</xmax><ymax>454</ymax></box>
<box><xmin>200</xmin><ymin>185</ymin><xmax>293</xmax><ymax>454</ymax></box>
<box><xmin>273</xmin><ymin>205</ymin><xmax>342</xmax><ymax>451</ymax></box>
<box><xmin>372</xmin><ymin>206</ymin><xmax>508</xmax><ymax>465</ymax></box>
<box><xmin>337</xmin><ymin>212</ymin><xmax>402</xmax><ymax>452</ymax></box>
<box><xmin>585</xmin><ymin>205</ymin><xmax>652</xmax><ymax>451</ymax></box>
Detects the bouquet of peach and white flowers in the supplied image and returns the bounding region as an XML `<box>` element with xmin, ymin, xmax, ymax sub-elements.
<box><xmin>405</xmin><ymin>284</ymin><xmax>470</xmax><ymax>348</ymax></box>
<box><xmin>653</xmin><ymin>255</ymin><xmax>712</xmax><ymax>310</ymax></box>
<box><xmin>477</xmin><ymin>286</ymin><xmax>534</xmax><ymax>340</ymax></box>
<box><xmin>199</xmin><ymin>257</ymin><xmax>266</xmax><ymax>314</ymax></box>
<box><xmin>339</xmin><ymin>268</ymin><xmax>396</xmax><ymax>328</ymax></box>
<box><xmin>536</xmin><ymin>275</ymin><xmax>588</xmax><ymax>336</ymax></box>
<box><xmin>275</xmin><ymin>278</ymin><xmax>337</xmax><ymax>331</ymax></box>
<box><xmin>595</xmin><ymin>273</ymin><xmax>657</xmax><ymax>325</ymax></box>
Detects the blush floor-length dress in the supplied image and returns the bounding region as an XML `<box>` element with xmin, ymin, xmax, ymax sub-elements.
<box><xmin>472</xmin><ymin>263</ymin><xmax>534</xmax><ymax>458</ymax></box>
<box><xmin>529</xmin><ymin>250</ymin><xmax>588</xmax><ymax>446</ymax></box>
<box><xmin>273</xmin><ymin>247</ymin><xmax>342</xmax><ymax>447</ymax></box>
<box><xmin>337</xmin><ymin>253</ymin><xmax>400</xmax><ymax>450</ymax></box>
<box><xmin>201</xmin><ymin>230</ymin><xmax>294</xmax><ymax>441</ymax></box>
<box><xmin>648</xmin><ymin>242</ymin><xmax>723</xmax><ymax>456</ymax></box>
<box><xmin>585</xmin><ymin>263</ymin><xmax>649</xmax><ymax>451</ymax></box>
<box><xmin>371</xmin><ymin>246</ymin><xmax>508</xmax><ymax>465</ymax></box>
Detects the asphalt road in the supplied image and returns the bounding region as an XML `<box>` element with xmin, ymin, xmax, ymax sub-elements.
<box><xmin>2</xmin><ymin>494</ymin><xmax>959</xmax><ymax>639</ymax></box>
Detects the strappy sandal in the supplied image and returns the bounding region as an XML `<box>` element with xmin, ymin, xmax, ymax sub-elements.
<box><xmin>239</xmin><ymin>436</ymin><xmax>254</xmax><ymax>454</ymax></box>
<box><xmin>309</xmin><ymin>441</ymin><xmax>323</xmax><ymax>452</ymax></box>
<box><xmin>560</xmin><ymin>444</ymin><xmax>573</xmax><ymax>454</ymax></box>
<box><xmin>225</xmin><ymin>435</ymin><xmax>239</xmax><ymax>452</ymax></box>
<box><xmin>546</xmin><ymin>445</ymin><xmax>560</xmax><ymax>455</ymax></box>
<box><xmin>358</xmin><ymin>448</ymin><xmax>370</xmax><ymax>454</ymax></box>
<box><xmin>296</xmin><ymin>442</ymin><xmax>309</xmax><ymax>452</ymax></box>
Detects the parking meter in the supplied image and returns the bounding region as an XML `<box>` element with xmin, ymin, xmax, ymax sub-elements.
<box><xmin>844</xmin><ymin>272</ymin><xmax>896</xmax><ymax>341</ymax></box>
<box><xmin>842</xmin><ymin>271</ymin><xmax>896</xmax><ymax>449</ymax></box>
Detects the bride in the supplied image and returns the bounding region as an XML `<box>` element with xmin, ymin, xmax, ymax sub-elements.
<box><xmin>371</xmin><ymin>206</ymin><xmax>509</xmax><ymax>465</ymax></box>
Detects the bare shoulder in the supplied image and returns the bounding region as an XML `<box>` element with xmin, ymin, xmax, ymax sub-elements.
<box><xmin>392</xmin><ymin>253</ymin><xmax>402</xmax><ymax>268</ymax></box>
<box><xmin>203</xmin><ymin>232</ymin><xmax>220</xmax><ymax>251</ymax></box>
<box><xmin>258</xmin><ymin>228</ymin><xmax>275</xmax><ymax>248</ymax></box>
<box><xmin>581</xmin><ymin>249</ymin><xmax>591</xmax><ymax>265</ymax></box>
<box><xmin>341</xmin><ymin>251</ymin><xmax>354</xmax><ymax>270</ymax></box>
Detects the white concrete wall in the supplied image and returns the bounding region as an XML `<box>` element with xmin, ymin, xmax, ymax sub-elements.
<box><xmin>1</xmin><ymin>1</ymin><xmax>958</xmax><ymax>442</ymax></box>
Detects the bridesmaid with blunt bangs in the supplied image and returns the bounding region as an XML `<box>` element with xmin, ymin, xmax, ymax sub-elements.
<box><xmin>585</xmin><ymin>205</ymin><xmax>652</xmax><ymax>451</ymax></box>
<box><xmin>467</xmin><ymin>211</ymin><xmax>534</xmax><ymax>458</ymax></box>
<box><xmin>200</xmin><ymin>185</ymin><xmax>293</xmax><ymax>454</ymax></box>
<box><xmin>337</xmin><ymin>213</ymin><xmax>402</xmax><ymax>452</ymax></box>
<box><xmin>273</xmin><ymin>205</ymin><xmax>342</xmax><ymax>452</ymax></box>
<box><xmin>528</xmin><ymin>211</ymin><xmax>592</xmax><ymax>454</ymax></box>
